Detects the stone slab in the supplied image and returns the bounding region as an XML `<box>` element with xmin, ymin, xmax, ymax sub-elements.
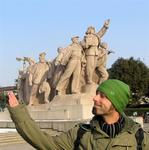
<box><xmin>28</xmin><ymin>93</ymin><xmax>94</xmax><ymax>120</ymax></box>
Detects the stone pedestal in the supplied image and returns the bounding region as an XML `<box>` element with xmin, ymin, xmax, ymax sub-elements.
<box><xmin>28</xmin><ymin>93</ymin><xmax>94</xmax><ymax>120</ymax></box>
<box><xmin>0</xmin><ymin>93</ymin><xmax>94</xmax><ymax>131</ymax></box>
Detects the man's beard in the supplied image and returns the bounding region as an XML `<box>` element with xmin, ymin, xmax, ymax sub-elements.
<box><xmin>92</xmin><ymin>105</ymin><xmax>115</xmax><ymax>115</ymax></box>
<box><xmin>92</xmin><ymin>105</ymin><xmax>104</xmax><ymax>115</ymax></box>
<box><xmin>92</xmin><ymin>106</ymin><xmax>98</xmax><ymax>115</ymax></box>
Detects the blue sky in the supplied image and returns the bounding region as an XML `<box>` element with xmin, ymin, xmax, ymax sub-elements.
<box><xmin>0</xmin><ymin>0</ymin><xmax>149</xmax><ymax>86</ymax></box>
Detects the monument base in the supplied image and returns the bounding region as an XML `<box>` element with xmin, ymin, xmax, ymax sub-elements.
<box><xmin>28</xmin><ymin>93</ymin><xmax>94</xmax><ymax>120</ymax></box>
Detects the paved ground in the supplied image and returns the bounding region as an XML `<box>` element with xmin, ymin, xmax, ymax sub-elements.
<box><xmin>0</xmin><ymin>132</ymin><xmax>35</xmax><ymax>150</ymax></box>
<box><xmin>0</xmin><ymin>143</ymin><xmax>35</xmax><ymax>150</ymax></box>
<box><xmin>0</xmin><ymin>123</ymin><xmax>148</xmax><ymax>150</ymax></box>
<box><xmin>0</xmin><ymin>128</ymin><xmax>62</xmax><ymax>150</ymax></box>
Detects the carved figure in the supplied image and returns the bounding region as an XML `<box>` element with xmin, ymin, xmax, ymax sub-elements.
<box><xmin>83</xmin><ymin>19</ymin><xmax>110</xmax><ymax>84</ymax></box>
<box><xmin>52</xmin><ymin>47</ymin><xmax>68</xmax><ymax>88</ymax></box>
<box><xmin>96</xmin><ymin>42</ymin><xmax>109</xmax><ymax>84</ymax></box>
<box><xmin>56</xmin><ymin>36</ymin><xmax>83</xmax><ymax>95</ymax></box>
<box><xmin>29</xmin><ymin>52</ymin><xmax>49</xmax><ymax>106</ymax></box>
<box><xmin>16</xmin><ymin>57</ymin><xmax>35</xmax><ymax>104</ymax></box>
<box><xmin>24</xmin><ymin>57</ymin><xmax>35</xmax><ymax>104</ymax></box>
<box><xmin>39</xmin><ymin>80</ymin><xmax>51</xmax><ymax>103</ymax></box>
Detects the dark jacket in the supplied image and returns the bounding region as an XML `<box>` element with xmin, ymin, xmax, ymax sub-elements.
<box><xmin>8</xmin><ymin>104</ymin><xmax>149</xmax><ymax>150</ymax></box>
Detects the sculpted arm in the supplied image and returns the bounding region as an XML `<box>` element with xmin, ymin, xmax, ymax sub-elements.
<box><xmin>96</xmin><ymin>19</ymin><xmax>110</xmax><ymax>38</ymax></box>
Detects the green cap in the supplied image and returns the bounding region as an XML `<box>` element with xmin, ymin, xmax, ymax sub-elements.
<box><xmin>97</xmin><ymin>79</ymin><xmax>131</xmax><ymax>114</ymax></box>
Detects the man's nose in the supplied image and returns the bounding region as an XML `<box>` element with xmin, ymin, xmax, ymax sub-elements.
<box><xmin>93</xmin><ymin>95</ymin><xmax>100</xmax><ymax>102</ymax></box>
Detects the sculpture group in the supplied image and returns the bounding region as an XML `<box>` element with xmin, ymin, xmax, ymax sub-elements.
<box><xmin>17</xmin><ymin>19</ymin><xmax>113</xmax><ymax>106</ymax></box>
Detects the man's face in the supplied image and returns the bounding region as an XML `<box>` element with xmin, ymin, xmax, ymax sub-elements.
<box><xmin>92</xmin><ymin>91</ymin><xmax>115</xmax><ymax>116</ymax></box>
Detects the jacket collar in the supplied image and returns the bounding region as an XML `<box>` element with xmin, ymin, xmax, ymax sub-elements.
<box><xmin>90</xmin><ymin>115</ymin><xmax>141</xmax><ymax>139</ymax></box>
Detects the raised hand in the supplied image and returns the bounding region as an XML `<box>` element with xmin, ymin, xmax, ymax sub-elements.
<box><xmin>7</xmin><ymin>91</ymin><xmax>19</xmax><ymax>107</ymax></box>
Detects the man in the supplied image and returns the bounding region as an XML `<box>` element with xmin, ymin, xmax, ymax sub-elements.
<box><xmin>56</xmin><ymin>36</ymin><xmax>83</xmax><ymax>94</ymax></box>
<box><xmin>7</xmin><ymin>79</ymin><xmax>149</xmax><ymax>150</ymax></box>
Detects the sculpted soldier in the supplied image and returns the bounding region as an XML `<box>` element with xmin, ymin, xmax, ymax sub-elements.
<box><xmin>39</xmin><ymin>80</ymin><xmax>51</xmax><ymax>104</ymax></box>
<box><xmin>16</xmin><ymin>57</ymin><xmax>35</xmax><ymax>104</ymax></box>
<box><xmin>23</xmin><ymin>57</ymin><xmax>35</xmax><ymax>104</ymax></box>
<box><xmin>52</xmin><ymin>47</ymin><xmax>69</xmax><ymax>89</ymax></box>
<box><xmin>83</xmin><ymin>19</ymin><xmax>110</xmax><ymax>84</ymax></box>
<box><xmin>56</xmin><ymin>36</ymin><xmax>83</xmax><ymax>95</ymax></box>
<box><xmin>28</xmin><ymin>52</ymin><xmax>49</xmax><ymax>106</ymax></box>
<box><xmin>96</xmin><ymin>42</ymin><xmax>109</xmax><ymax>84</ymax></box>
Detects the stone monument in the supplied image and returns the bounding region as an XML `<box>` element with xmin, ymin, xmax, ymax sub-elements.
<box><xmin>16</xmin><ymin>19</ymin><xmax>113</xmax><ymax>120</ymax></box>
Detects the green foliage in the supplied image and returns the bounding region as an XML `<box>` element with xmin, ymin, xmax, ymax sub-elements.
<box><xmin>125</xmin><ymin>108</ymin><xmax>149</xmax><ymax>116</ymax></box>
<box><xmin>108</xmin><ymin>57</ymin><xmax>149</xmax><ymax>104</ymax></box>
<box><xmin>0</xmin><ymin>92</ymin><xmax>8</xmax><ymax>111</ymax></box>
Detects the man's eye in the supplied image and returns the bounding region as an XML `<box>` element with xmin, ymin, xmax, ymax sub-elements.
<box><xmin>96</xmin><ymin>91</ymin><xmax>101</xmax><ymax>95</ymax></box>
<box><xmin>100</xmin><ymin>93</ymin><xmax>105</xmax><ymax>98</ymax></box>
<box><xmin>96</xmin><ymin>91</ymin><xmax>106</xmax><ymax>98</ymax></box>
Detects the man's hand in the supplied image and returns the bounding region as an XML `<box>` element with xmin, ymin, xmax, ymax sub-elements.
<box><xmin>7</xmin><ymin>91</ymin><xmax>19</xmax><ymax>107</ymax></box>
